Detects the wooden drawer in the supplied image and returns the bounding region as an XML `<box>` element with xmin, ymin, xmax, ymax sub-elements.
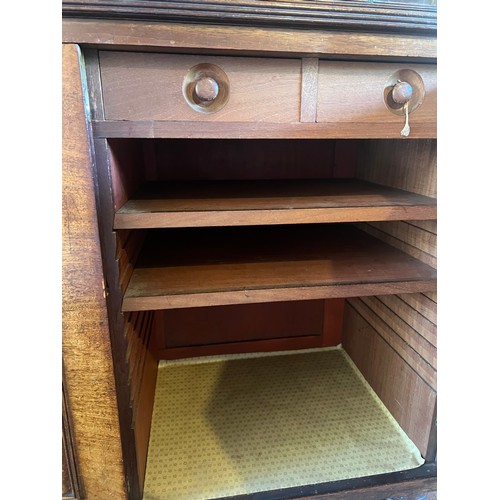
<box><xmin>99</xmin><ymin>51</ymin><xmax>302</xmax><ymax>122</ymax></box>
<box><xmin>317</xmin><ymin>61</ymin><xmax>436</xmax><ymax>136</ymax></box>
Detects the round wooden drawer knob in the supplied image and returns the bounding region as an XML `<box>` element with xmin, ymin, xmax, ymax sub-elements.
<box><xmin>392</xmin><ymin>81</ymin><xmax>413</xmax><ymax>104</ymax></box>
<box><xmin>194</xmin><ymin>77</ymin><xmax>219</xmax><ymax>102</ymax></box>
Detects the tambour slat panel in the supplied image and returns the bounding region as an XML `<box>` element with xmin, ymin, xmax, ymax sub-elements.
<box><xmin>398</xmin><ymin>293</ymin><xmax>437</xmax><ymax>326</ymax></box>
<box><xmin>343</xmin><ymin>303</ymin><xmax>436</xmax><ymax>458</ymax></box>
<box><xmin>361</xmin><ymin>296</ymin><xmax>436</xmax><ymax>367</ymax></box>
<box><xmin>122</xmin><ymin>310</ymin><xmax>158</xmax><ymax>490</ymax></box>
<box><xmin>357</xmin><ymin>221</ymin><xmax>436</xmax><ymax>269</ymax></box>
<box><xmin>348</xmin><ymin>298</ymin><xmax>436</xmax><ymax>390</ymax></box>
<box><xmin>378</xmin><ymin>294</ymin><xmax>436</xmax><ymax>345</ymax></box>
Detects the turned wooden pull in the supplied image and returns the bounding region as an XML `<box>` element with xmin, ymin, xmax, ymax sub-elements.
<box><xmin>392</xmin><ymin>81</ymin><xmax>413</xmax><ymax>105</ymax></box>
<box><xmin>194</xmin><ymin>77</ymin><xmax>219</xmax><ymax>102</ymax></box>
<box><xmin>183</xmin><ymin>63</ymin><xmax>229</xmax><ymax>113</ymax></box>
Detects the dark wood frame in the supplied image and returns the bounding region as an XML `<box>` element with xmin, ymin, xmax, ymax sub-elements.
<box><xmin>83</xmin><ymin>49</ymin><xmax>142</xmax><ymax>499</ymax></box>
<box><xmin>62</xmin><ymin>0</ymin><xmax>436</xmax><ymax>35</ymax></box>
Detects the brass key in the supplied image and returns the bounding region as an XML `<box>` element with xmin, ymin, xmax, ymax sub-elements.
<box><xmin>392</xmin><ymin>81</ymin><xmax>412</xmax><ymax>137</ymax></box>
<box><xmin>401</xmin><ymin>101</ymin><xmax>410</xmax><ymax>137</ymax></box>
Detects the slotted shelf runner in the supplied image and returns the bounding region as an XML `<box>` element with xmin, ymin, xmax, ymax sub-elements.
<box><xmin>143</xmin><ymin>348</ymin><xmax>424</xmax><ymax>499</ymax></box>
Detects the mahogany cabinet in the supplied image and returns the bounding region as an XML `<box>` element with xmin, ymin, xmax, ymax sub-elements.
<box><xmin>62</xmin><ymin>2</ymin><xmax>437</xmax><ymax>499</ymax></box>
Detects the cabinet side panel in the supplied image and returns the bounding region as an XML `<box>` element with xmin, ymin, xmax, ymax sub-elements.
<box><xmin>345</xmin><ymin>139</ymin><xmax>437</xmax><ymax>459</ymax></box>
<box><xmin>62</xmin><ymin>43</ymin><xmax>127</xmax><ymax>499</ymax></box>
<box><xmin>356</xmin><ymin>139</ymin><xmax>436</xmax><ymax>198</ymax></box>
<box><xmin>343</xmin><ymin>302</ymin><xmax>436</xmax><ymax>457</ymax></box>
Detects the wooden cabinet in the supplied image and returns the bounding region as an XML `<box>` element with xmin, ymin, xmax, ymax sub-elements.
<box><xmin>62</xmin><ymin>3</ymin><xmax>437</xmax><ymax>499</ymax></box>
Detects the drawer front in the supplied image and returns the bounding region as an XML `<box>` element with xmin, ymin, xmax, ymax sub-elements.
<box><xmin>317</xmin><ymin>61</ymin><xmax>436</xmax><ymax>134</ymax></box>
<box><xmin>99</xmin><ymin>51</ymin><xmax>302</xmax><ymax>122</ymax></box>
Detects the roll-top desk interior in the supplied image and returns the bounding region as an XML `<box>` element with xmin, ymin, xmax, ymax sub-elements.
<box><xmin>62</xmin><ymin>2</ymin><xmax>437</xmax><ymax>498</ymax></box>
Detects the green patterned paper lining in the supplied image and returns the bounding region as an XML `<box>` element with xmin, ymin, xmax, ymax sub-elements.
<box><xmin>143</xmin><ymin>347</ymin><xmax>423</xmax><ymax>500</ymax></box>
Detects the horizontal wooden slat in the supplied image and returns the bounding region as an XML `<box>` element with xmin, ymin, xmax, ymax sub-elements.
<box><xmin>114</xmin><ymin>179</ymin><xmax>437</xmax><ymax>229</ymax></box>
<box><xmin>357</xmin><ymin>222</ymin><xmax>436</xmax><ymax>269</ymax></box>
<box><xmin>368</xmin><ymin>221</ymin><xmax>436</xmax><ymax>257</ymax></box>
<box><xmin>398</xmin><ymin>293</ymin><xmax>437</xmax><ymax>326</ymax></box>
<box><xmin>383</xmin><ymin>293</ymin><xmax>437</xmax><ymax>337</ymax></box>
<box><xmin>63</xmin><ymin>19</ymin><xmax>437</xmax><ymax>60</ymax></box>
<box><xmin>348</xmin><ymin>297</ymin><xmax>436</xmax><ymax>390</ymax></box>
<box><xmin>122</xmin><ymin>225</ymin><xmax>436</xmax><ymax>311</ymax></box>
<box><xmin>407</xmin><ymin>219</ymin><xmax>437</xmax><ymax>234</ymax></box>
<box><xmin>93</xmin><ymin>119</ymin><xmax>437</xmax><ymax>139</ymax></box>
<box><xmin>362</xmin><ymin>296</ymin><xmax>436</xmax><ymax>367</ymax></box>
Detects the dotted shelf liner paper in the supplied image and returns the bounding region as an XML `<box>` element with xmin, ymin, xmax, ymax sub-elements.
<box><xmin>143</xmin><ymin>347</ymin><xmax>424</xmax><ymax>499</ymax></box>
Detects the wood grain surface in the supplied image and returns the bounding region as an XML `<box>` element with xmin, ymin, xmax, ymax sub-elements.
<box><xmin>357</xmin><ymin>139</ymin><xmax>437</xmax><ymax>197</ymax></box>
<box><xmin>153</xmin><ymin>298</ymin><xmax>343</xmax><ymax>359</ymax></box>
<box><xmin>347</xmin><ymin>297</ymin><xmax>436</xmax><ymax>390</ymax></box>
<box><xmin>62</xmin><ymin>43</ymin><xmax>126</xmax><ymax>499</ymax></box>
<box><xmin>122</xmin><ymin>311</ymin><xmax>158</xmax><ymax>491</ymax></box>
<box><xmin>317</xmin><ymin>61</ymin><xmax>436</xmax><ymax>133</ymax></box>
<box><xmin>149</xmin><ymin>138</ymin><xmax>338</xmax><ymax>180</ymax></box>
<box><xmin>300</xmin><ymin>58</ymin><xmax>319</xmax><ymax>123</ymax></box>
<box><xmin>99</xmin><ymin>51</ymin><xmax>301</xmax><ymax>122</ymax></box>
<box><xmin>63</xmin><ymin>19</ymin><xmax>437</xmax><ymax>60</ymax></box>
<box><xmin>161</xmin><ymin>300</ymin><xmax>324</xmax><ymax>347</ymax></box>
<box><xmin>343</xmin><ymin>302</ymin><xmax>437</xmax><ymax>458</ymax></box>
<box><xmin>114</xmin><ymin>179</ymin><xmax>437</xmax><ymax>229</ymax></box>
<box><xmin>344</xmin><ymin>138</ymin><xmax>437</xmax><ymax>461</ymax></box>
<box><xmin>94</xmin><ymin>119</ymin><xmax>437</xmax><ymax>139</ymax></box>
<box><xmin>122</xmin><ymin>225</ymin><xmax>437</xmax><ymax>311</ymax></box>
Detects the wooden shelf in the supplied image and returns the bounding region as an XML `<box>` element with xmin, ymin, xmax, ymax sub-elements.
<box><xmin>115</xmin><ymin>179</ymin><xmax>436</xmax><ymax>229</ymax></box>
<box><xmin>122</xmin><ymin>224</ymin><xmax>436</xmax><ymax>311</ymax></box>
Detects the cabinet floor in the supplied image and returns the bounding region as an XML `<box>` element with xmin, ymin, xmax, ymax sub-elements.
<box><xmin>143</xmin><ymin>347</ymin><xmax>423</xmax><ymax>499</ymax></box>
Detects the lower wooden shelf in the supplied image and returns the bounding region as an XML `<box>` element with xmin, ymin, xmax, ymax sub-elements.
<box><xmin>122</xmin><ymin>224</ymin><xmax>436</xmax><ymax>311</ymax></box>
<box><xmin>114</xmin><ymin>179</ymin><xmax>437</xmax><ymax>229</ymax></box>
